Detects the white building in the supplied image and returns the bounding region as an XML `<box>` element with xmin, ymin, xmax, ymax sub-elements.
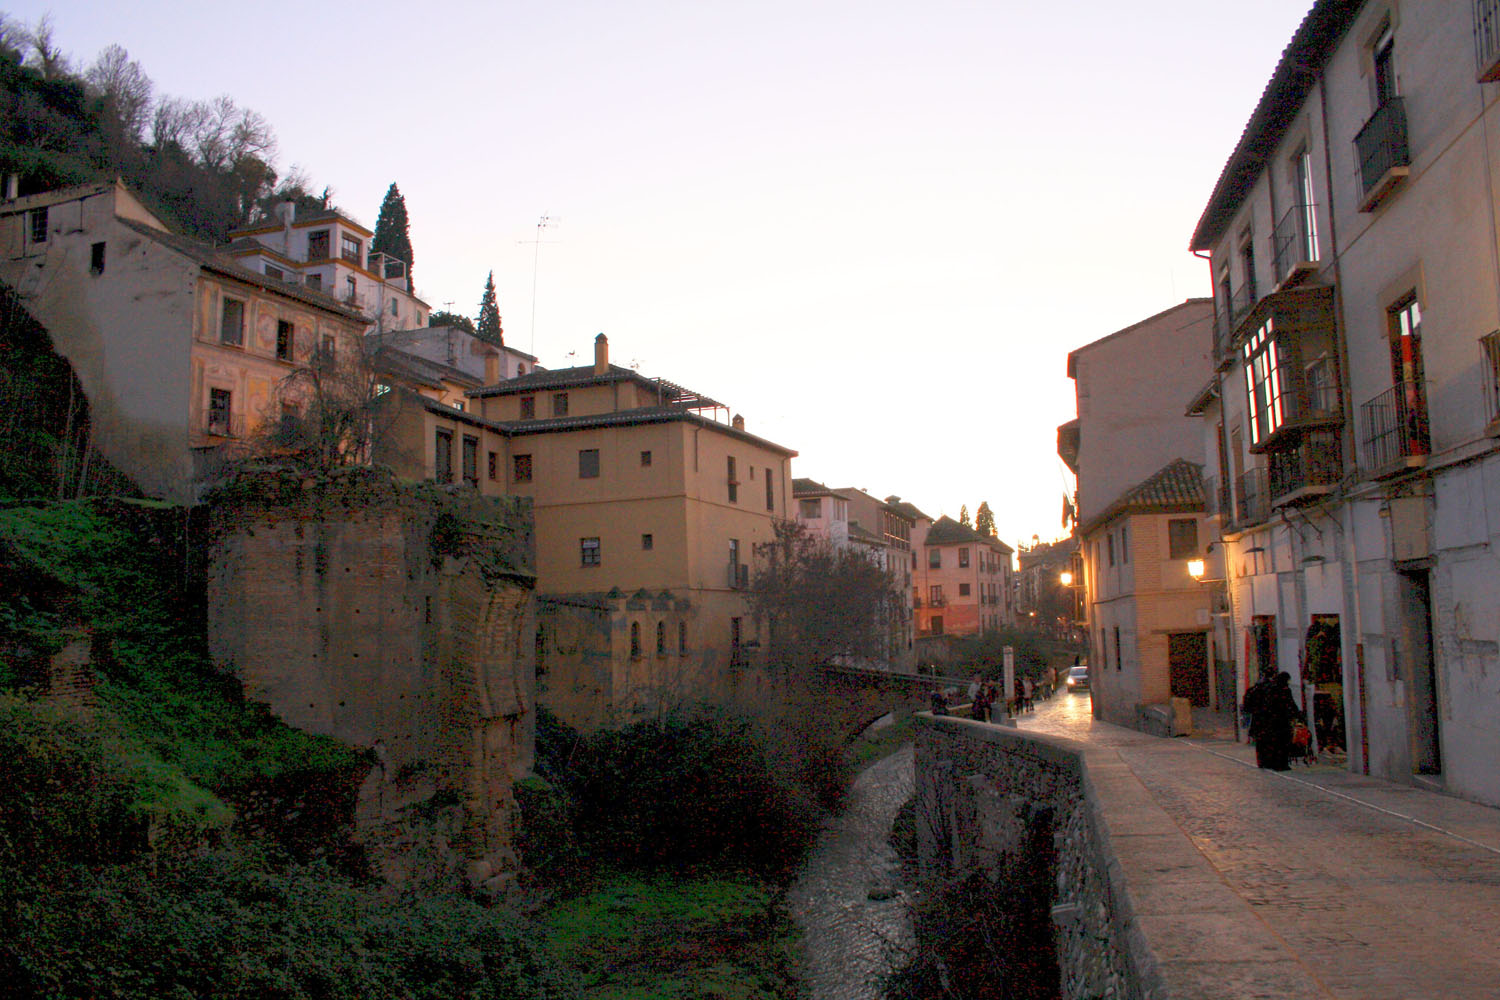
<box><xmin>1190</xmin><ymin>0</ymin><xmax>1500</xmax><ymax>805</ymax></box>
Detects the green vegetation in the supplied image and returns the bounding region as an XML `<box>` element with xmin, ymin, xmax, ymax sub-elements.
<box><xmin>541</xmin><ymin>872</ymin><xmax>798</xmax><ymax>1000</ymax></box>
<box><xmin>476</xmin><ymin>270</ymin><xmax>503</xmax><ymax>345</ymax></box>
<box><xmin>946</xmin><ymin>626</ymin><xmax>1084</xmax><ymax>683</ymax></box>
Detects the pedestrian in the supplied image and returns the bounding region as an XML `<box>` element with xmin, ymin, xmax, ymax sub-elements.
<box><xmin>1247</xmin><ymin>671</ymin><xmax>1300</xmax><ymax>770</ymax></box>
<box><xmin>1021</xmin><ymin>676</ymin><xmax>1034</xmax><ymax>712</ymax></box>
<box><xmin>983</xmin><ymin>682</ymin><xmax>999</xmax><ymax>720</ymax></box>
<box><xmin>972</xmin><ymin>683</ymin><xmax>991</xmax><ymax>722</ymax></box>
<box><xmin>930</xmin><ymin>687</ymin><xmax>949</xmax><ymax>716</ymax></box>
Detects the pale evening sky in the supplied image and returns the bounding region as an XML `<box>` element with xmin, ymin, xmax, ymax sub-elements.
<box><xmin>10</xmin><ymin>0</ymin><xmax>1314</xmax><ymax>549</ymax></box>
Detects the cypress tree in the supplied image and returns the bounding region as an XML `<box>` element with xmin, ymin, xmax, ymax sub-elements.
<box><xmin>975</xmin><ymin>501</ymin><xmax>996</xmax><ymax>536</ymax></box>
<box><xmin>372</xmin><ymin>183</ymin><xmax>414</xmax><ymax>282</ymax></box>
<box><xmin>475</xmin><ymin>272</ymin><xmax>503</xmax><ymax>346</ymax></box>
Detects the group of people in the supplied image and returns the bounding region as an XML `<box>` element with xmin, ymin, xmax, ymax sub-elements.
<box><xmin>1241</xmin><ymin>670</ymin><xmax>1305</xmax><ymax>771</ymax></box>
<box><xmin>927</xmin><ymin>669</ymin><xmax>1058</xmax><ymax>722</ymax></box>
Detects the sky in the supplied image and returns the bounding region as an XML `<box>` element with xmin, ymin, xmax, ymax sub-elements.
<box><xmin>8</xmin><ymin>0</ymin><xmax>1316</xmax><ymax>548</ymax></box>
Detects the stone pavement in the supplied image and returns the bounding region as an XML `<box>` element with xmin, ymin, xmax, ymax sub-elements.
<box><xmin>1020</xmin><ymin>691</ymin><xmax>1500</xmax><ymax>1000</ymax></box>
<box><xmin>787</xmin><ymin>744</ymin><xmax>914</xmax><ymax>1000</ymax></box>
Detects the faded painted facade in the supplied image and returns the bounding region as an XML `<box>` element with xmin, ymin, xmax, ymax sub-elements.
<box><xmin>914</xmin><ymin>516</ymin><xmax>1016</xmax><ymax>640</ymax></box>
<box><xmin>1191</xmin><ymin>0</ymin><xmax>1500</xmax><ymax>805</ymax></box>
<box><xmin>1061</xmin><ymin>301</ymin><xmax>1214</xmax><ymax>728</ymax></box>
<box><xmin>0</xmin><ymin>182</ymin><xmax>367</xmax><ymax>501</ymax></box>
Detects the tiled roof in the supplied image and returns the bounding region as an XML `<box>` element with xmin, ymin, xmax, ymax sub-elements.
<box><xmin>1190</xmin><ymin>0</ymin><xmax>1365</xmax><ymax>251</ymax></box>
<box><xmin>373</xmin><ymin>348</ymin><xmax>480</xmax><ymax>390</ymax></box>
<box><xmin>1082</xmin><ymin>458</ymin><xmax>1204</xmax><ymax>534</ymax></box>
<box><xmin>883</xmin><ymin>497</ymin><xmax>930</xmax><ymax>523</ymax></box>
<box><xmin>793</xmin><ymin>477</ymin><xmax>834</xmax><ymax>497</ymax></box>
<box><xmin>499</xmin><ymin>406</ymin><xmax>797</xmax><ymax>456</ymax></box>
<box><xmin>924</xmin><ymin>515</ymin><xmax>1012</xmax><ymax>553</ymax></box>
<box><xmin>468</xmin><ymin>365</ymin><xmax>722</xmax><ymax>410</ymax></box>
<box><xmin>117</xmin><ymin>219</ymin><xmax>367</xmax><ymax>321</ymax></box>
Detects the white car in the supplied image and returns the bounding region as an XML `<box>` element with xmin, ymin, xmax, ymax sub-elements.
<box><xmin>1065</xmin><ymin>664</ymin><xmax>1089</xmax><ymax>692</ymax></box>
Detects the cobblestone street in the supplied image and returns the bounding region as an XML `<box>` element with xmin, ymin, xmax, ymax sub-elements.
<box><xmin>1021</xmin><ymin>691</ymin><xmax>1500</xmax><ymax>999</ymax></box>
<box><xmin>788</xmin><ymin>744</ymin><xmax>914</xmax><ymax>1000</ymax></box>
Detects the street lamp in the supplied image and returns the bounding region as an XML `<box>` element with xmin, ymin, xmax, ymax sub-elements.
<box><xmin>1187</xmin><ymin>558</ymin><xmax>1206</xmax><ymax>580</ymax></box>
<box><xmin>1059</xmin><ymin>570</ymin><xmax>1074</xmax><ymax>587</ymax></box>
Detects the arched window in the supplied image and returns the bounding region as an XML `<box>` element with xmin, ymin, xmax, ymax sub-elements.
<box><xmin>656</xmin><ymin>621</ymin><xmax>666</xmax><ymax>656</ymax></box>
<box><xmin>630</xmin><ymin>621</ymin><xmax>641</xmax><ymax>659</ymax></box>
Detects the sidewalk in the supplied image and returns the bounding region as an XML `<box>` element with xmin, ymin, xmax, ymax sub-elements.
<box><xmin>1020</xmin><ymin>693</ymin><xmax>1500</xmax><ymax>999</ymax></box>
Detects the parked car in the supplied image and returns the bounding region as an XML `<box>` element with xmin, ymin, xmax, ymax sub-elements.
<box><xmin>1065</xmin><ymin>664</ymin><xmax>1089</xmax><ymax>692</ymax></box>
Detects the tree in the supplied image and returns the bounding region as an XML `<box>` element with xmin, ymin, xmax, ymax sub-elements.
<box><xmin>428</xmin><ymin>310</ymin><xmax>476</xmax><ymax>335</ymax></box>
<box><xmin>475</xmin><ymin>271</ymin><xmax>503</xmax><ymax>346</ymax></box>
<box><xmin>975</xmin><ymin>501</ymin><xmax>995</xmax><ymax>537</ymax></box>
<box><xmin>959</xmin><ymin>504</ymin><xmax>971</xmax><ymax>528</ymax></box>
<box><xmin>749</xmin><ymin>520</ymin><xmax>902</xmax><ymax>670</ymax></box>
<box><xmin>84</xmin><ymin>44</ymin><xmax>152</xmax><ymax>143</ymax></box>
<box><xmin>371</xmin><ymin>182</ymin><xmax>413</xmax><ymax>282</ymax></box>
<box><xmin>260</xmin><ymin>341</ymin><xmax>387</xmax><ymax>473</ymax></box>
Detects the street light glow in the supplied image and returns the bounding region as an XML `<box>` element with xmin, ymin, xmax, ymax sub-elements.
<box><xmin>1059</xmin><ymin>570</ymin><xmax>1074</xmax><ymax>586</ymax></box>
<box><xmin>1187</xmin><ymin>558</ymin><xmax>1206</xmax><ymax>580</ymax></box>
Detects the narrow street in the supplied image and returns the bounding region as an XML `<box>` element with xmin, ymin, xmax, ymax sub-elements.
<box><xmin>788</xmin><ymin>744</ymin><xmax>914</xmax><ymax>1000</ymax></box>
<box><xmin>1019</xmin><ymin>690</ymin><xmax>1500</xmax><ymax>999</ymax></box>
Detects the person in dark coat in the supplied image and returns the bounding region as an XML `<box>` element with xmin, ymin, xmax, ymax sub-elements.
<box><xmin>1251</xmin><ymin>671</ymin><xmax>1302</xmax><ymax>771</ymax></box>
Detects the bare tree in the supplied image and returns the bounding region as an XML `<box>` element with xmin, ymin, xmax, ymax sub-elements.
<box><xmin>19</xmin><ymin>14</ymin><xmax>70</xmax><ymax>80</ymax></box>
<box><xmin>85</xmin><ymin>44</ymin><xmax>154</xmax><ymax>141</ymax></box>
<box><xmin>262</xmin><ymin>340</ymin><xmax>386</xmax><ymax>473</ymax></box>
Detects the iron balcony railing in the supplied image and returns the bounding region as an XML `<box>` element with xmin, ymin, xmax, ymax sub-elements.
<box><xmin>1280</xmin><ymin>377</ymin><xmax>1341</xmax><ymax>426</ymax></box>
<box><xmin>1477</xmin><ymin>0</ymin><xmax>1500</xmax><ymax>81</ymax></box>
<box><xmin>1273</xmin><ymin>202</ymin><xmax>1319</xmax><ymax>282</ymax></box>
<box><xmin>1268</xmin><ymin>429</ymin><xmax>1342</xmax><ymax>505</ymax></box>
<box><xmin>1235</xmin><ymin>467</ymin><xmax>1270</xmax><ymax>527</ymax></box>
<box><xmin>1354</xmin><ymin>97</ymin><xmax>1410</xmax><ymax>196</ymax></box>
<box><xmin>1204</xmin><ymin>475</ymin><xmax>1233</xmax><ymax>520</ymax></box>
<box><xmin>1358</xmin><ymin>380</ymin><xmax>1430</xmax><ymax>473</ymax></box>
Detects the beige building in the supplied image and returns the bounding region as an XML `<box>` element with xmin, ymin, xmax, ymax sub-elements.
<box><xmin>380</xmin><ymin>334</ymin><xmax>798</xmax><ymax>728</ymax></box>
<box><xmin>1061</xmin><ymin>300</ymin><xmax>1215</xmax><ymax>727</ymax></box>
<box><xmin>913</xmin><ymin>515</ymin><xmax>1015</xmax><ymax>642</ymax></box>
<box><xmin>1189</xmin><ymin>0</ymin><xmax>1500</xmax><ymax>805</ymax></box>
<box><xmin>0</xmin><ymin>181</ymin><xmax>368</xmax><ymax>501</ymax></box>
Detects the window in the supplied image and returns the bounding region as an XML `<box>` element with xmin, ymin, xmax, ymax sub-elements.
<box><xmin>1120</xmin><ymin>525</ymin><xmax>1129</xmax><ymax>563</ymax></box>
<box><xmin>462</xmin><ymin>435</ymin><xmax>479</xmax><ymax>487</ymax></box>
<box><xmin>208</xmin><ymin>388</ymin><xmax>232</xmax><ymax>435</ymax></box>
<box><xmin>520</xmin><ymin>396</ymin><xmax>536</xmax><ymax>419</ymax></box>
<box><xmin>640</xmin><ymin>450</ymin><xmax>652</xmax><ymax>467</ymax></box>
<box><xmin>434</xmin><ymin>430</ymin><xmax>453</xmax><ymax>483</ymax></box>
<box><xmin>642</xmin><ymin>533</ymin><xmax>654</xmax><ymax>550</ymax></box>
<box><xmin>512</xmin><ymin>454</ymin><xmax>532</xmax><ymax>483</ymax></box>
<box><xmin>656</xmin><ymin>622</ymin><xmax>666</xmax><ymax>657</ymax></box>
<box><xmin>390</xmin><ymin>299</ymin><xmax>399</xmax><ymax>317</ymax></box>
<box><xmin>307</xmin><ymin>230</ymin><xmax>330</xmax><ymax>260</ymax></box>
<box><xmin>451</xmin><ymin>401</ymin><xmax>465</xmax><ymax>412</ymax></box>
<box><xmin>579</xmin><ymin>448</ymin><xmax>599</xmax><ymax>478</ymax></box>
<box><xmin>276</xmin><ymin>320</ymin><xmax>294</xmax><ymax>361</ymax></box>
<box><xmin>1239</xmin><ymin>231</ymin><xmax>1257</xmax><ymax>304</ymax></box>
<box><xmin>765</xmin><ymin>470</ymin><xmax>775</xmax><ymax>511</ymax></box>
<box><xmin>340</xmin><ymin>233</ymin><xmax>362</xmax><ymax>264</ymax></box>
<box><xmin>488</xmin><ymin>451</ymin><xmax>498</xmax><ymax>481</ymax></box>
<box><xmin>730</xmin><ymin>617</ymin><xmax>743</xmax><ymax>663</ymax></box>
<box><xmin>1114</xmin><ymin>625</ymin><xmax>1122</xmax><ymax>671</ymax></box>
<box><xmin>928</xmin><ymin>549</ymin><xmax>941</xmax><ymax>569</ymax></box>
<box><xmin>1107</xmin><ymin>533</ymin><xmax>1115</xmax><ymax>567</ymax></box>
<box><xmin>727</xmin><ymin>457</ymin><xmax>738</xmax><ymax>503</ymax></box>
<box><xmin>319</xmin><ymin>334</ymin><xmax>335</xmax><ymax>364</ymax></box>
<box><xmin>929</xmin><ymin>584</ymin><xmax>944</xmax><ymax>605</ymax></box>
<box><xmin>580</xmin><ymin>537</ymin><xmax>600</xmax><ymax>566</ymax></box>
<box><xmin>1295</xmin><ymin>149</ymin><xmax>1319</xmax><ymax>263</ymax></box>
<box><xmin>552</xmin><ymin>393</ymin><xmax>569</xmax><ymax>416</ymax></box>
<box><xmin>678</xmin><ymin>622</ymin><xmax>687</xmax><ymax>656</ymax></box>
<box><xmin>630</xmin><ymin>622</ymin><xmax>641</xmax><ymax>659</ymax></box>
<box><xmin>1382</xmin><ymin>294</ymin><xmax>1430</xmax><ymax>459</ymax></box>
<box><xmin>90</xmin><ymin>242</ymin><xmax>105</xmax><ymax>275</ymax></box>
<box><xmin>729</xmin><ymin>537</ymin><xmax>740</xmax><ymax>573</ymax></box>
<box><xmin>800</xmin><ymin>498</ymin><xmax>821</xmax><ymax>518</ymax></box>
<box><xmin>931</xmin><ymin>615</ymin><xmax>944</xmax><ymax>636</ymax></box>
<box><xmin>305</xmin><ymin>273</ymin><xmax>322</xmax><ymax>290</ymax></box>
<box><xmin>1243</xmin><ymin>318</ymin><xmax>1287</xmax><ymax>446</ymax></box>
<box><xmin>220</xmin><ymin>297</ymin><xmax>245</xmax><ymax>347</ymax></box>
<box><xmin>29</xmin><ymin>207</ymin><xmax>47</xmax><ymax>244</ymax></box>
<box><xmin>265</xmin><ymin>264</ymin><xmax>283</xmax><ymax>281</ymax></box>
<box><xmin>1373</xmin><ymin>23</ymin><xmax>1396</xmax><ymax>106</ymax></box>
<box><xmin>1168</xmin><ymin>519</ymin><xmax>1199</xmax><ymax>560</ymax></box>
<box><xmin>1482</xmin><ymin>332</ymin><xmax>1500</xmax><ymax>426</ymax></box>
<box><xmin>958</xmin><ymin>547</ymin><xmax>970</xmax><ymax>568</ymax></box>
<box><xmin>345</xmin><ymin>276</ymin><xmax>357</xmax><ymax>302</ymax></box>
<box><xmin>958</xmin><ymin>583</ymin><xmax>971</xmax><ymax>597</ymax></box>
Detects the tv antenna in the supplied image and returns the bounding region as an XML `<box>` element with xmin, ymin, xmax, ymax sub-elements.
<box><xmin>519</xmin><ymin>215</ymin><xmax>559</xmax><ymax>356</ymax></box>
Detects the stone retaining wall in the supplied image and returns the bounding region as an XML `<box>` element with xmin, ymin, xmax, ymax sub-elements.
<box><xmin>915</xmin><ymin>715</ymin><xmax>1157</xmax><ymax>1000</ymax></box>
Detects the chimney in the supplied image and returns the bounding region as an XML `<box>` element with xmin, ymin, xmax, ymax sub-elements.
<box><xmin>594</xmin><ymin>333</ymin><xmax>609</xmax><ymax>374</ymax></box>
<box><xmin>2</xmin><ymin>175</ymin><xmax>17</xmax><ymax>201</ymax></box>
<box><xmin>732</xmin><ymin>414</ymin><xmax>745</xmax><ymax>431</ymax></box>
<box><xmin>278</xmin><ymin>200</ymin><xmax>295</xmax><ymax>257</ymax></box>
<box><xmin>484</xmin><ymin>349</ymin><xmax>500</xmax><ymax>384</ymax></box>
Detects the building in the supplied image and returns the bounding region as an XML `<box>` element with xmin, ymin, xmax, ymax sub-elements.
<box><xmin>392</xmin><ymin>333</ymin><xmax>797</xmax><ymax>729</ymax></box>
<box><xmin>914</xmin><ymin>515</ymin><xmax>1015</xmax><ymax>642</ymax></box>
<box><xmin>1016</xmin><ymin>537</ymin><xmax>1082</xmax><ymax>640</ymax></box>
<box><xmin>225</xmin><ymin>205</ymin><xmax>431</xmax><ymax>336</ymax></box>
<box><xmin>792</xmin><ymin>479</ymin><xmax>917</xmax><ymax>670</ymax></box>
<box><xmin>1060</xmin><ymin>299</ymin><xmax>1215</xmax><ymax>726</ymax></box>
<box><xmin>1077</xmin><ymin>460</ymin><xmax>1218</xmax><ymax>727</ymax></box>
<box><xmin>0</xmin><ymin>181</ymin><xmax>369</xmax><ymax>501</ymax></box>
<box><xmin>1188</xmin><ymin>0</ymin><xmax>1500</xmax><ymax>805</ymax></box>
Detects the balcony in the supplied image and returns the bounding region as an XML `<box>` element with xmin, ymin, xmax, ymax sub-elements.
<box><xmin>1267</xmin><ymin>429</ymin><xmax>1342</xmax><ymax>508</ymax></box>
<box><xmin>1214</xmin><ymin>285</ymin><xmax>1258</xmax><ymax>369</ymax></box>
<box><xmin>1477</xmin><ymin>0</ymin><xmax>1500</xmax><ymax>82</ymax></box>
<box><xmin>1272</xmin><ymin>202</ymin><xmax>1319</xmax><ymax>286</ymax></box>
<box><xmin>1235</xmin><ymin>467</ymin><xmax>1270</xmax><ymax>528</ymax></box>
<box><xmin>1354</xmin><ymin>98</ymin><xmax>1410</xmax><ymax>212</ymax></box>
<box><xmin>1358</xmin><ymin>380</ymin><xmax>1430</xmax><ymax>478</ymax></box>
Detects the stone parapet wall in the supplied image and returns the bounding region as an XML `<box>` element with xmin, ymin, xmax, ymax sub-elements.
<box><xmin>206</xmin><ymin>467</ymin><xmax>535</xmax><ymax>892</ymax></box>
<box><xmin>916</xmin><ymin>716</ymin><xmax>1148</xmax><ymax>1000</ymax></box>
